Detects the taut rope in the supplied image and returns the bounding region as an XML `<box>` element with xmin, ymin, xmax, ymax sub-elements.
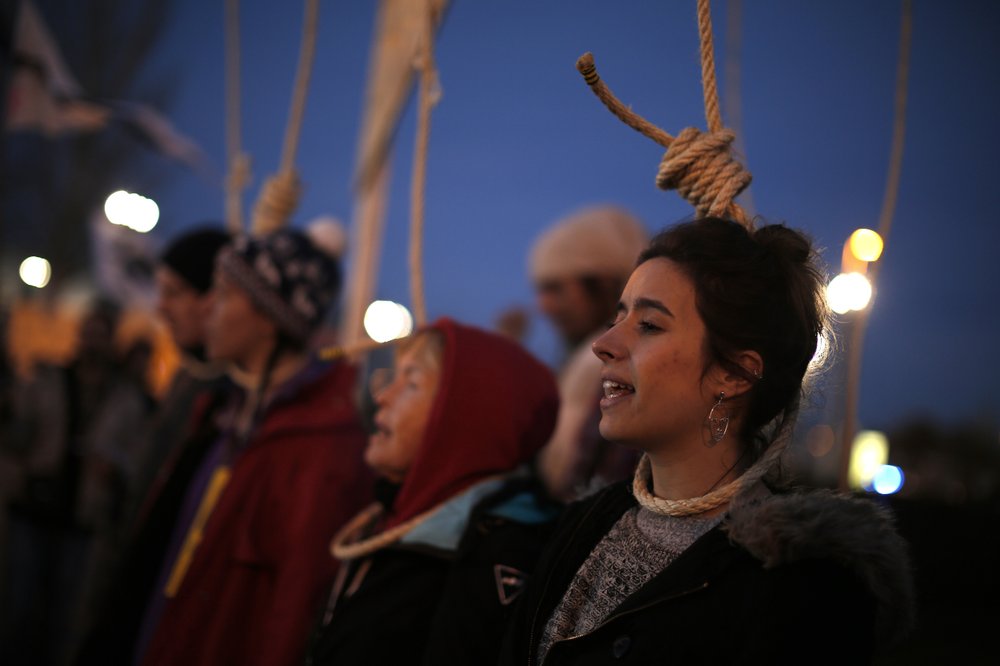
<box><xmin>224</xmin><ymin>0</ymin><xmax>250</xmax><ymax>233</ymax></box>
<box><xmin>251</xmin><ymin>0</ymin><xmax>320</xmax><ymax>235</ymax></box>
<box><xmin>408</xmin><ymin>0</ymin><xmax>442</xmax><ymax>327</ymax></box>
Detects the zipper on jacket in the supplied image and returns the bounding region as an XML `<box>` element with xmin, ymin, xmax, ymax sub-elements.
<box><xmin>539</xmin><ymin>581</ymin><xmax>711</xmax><ymax>666</ymax></box>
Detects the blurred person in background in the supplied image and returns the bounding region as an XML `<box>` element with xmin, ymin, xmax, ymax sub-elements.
<box><xmin>76</xmin><ymin>227</ymin><xmax>233</xmax><ymax>665</ymax></box>
<box><xmin>529</xmin><ymin>205</ymin><xmax>648</xmax><ymax>500</ymax></box>
<box><xmin>1</xmin><ymin>299</ymin><xmax>152</xmax><ymax>666</ymax></box>
<box><xmin>134</xmin><ymin>230</ymin><xmax>371</xmax><ymax>666</ymax></box>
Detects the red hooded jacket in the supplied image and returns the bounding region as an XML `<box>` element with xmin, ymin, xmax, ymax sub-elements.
<box><xmin>141</xmin><ymin>360</ymin><xmax>372</xmax><ymax>666</ymax></box>
<box><xmin>384</xmin><ymin>318</ymin><xmax>560</xmax><ymax>528</ymax></box>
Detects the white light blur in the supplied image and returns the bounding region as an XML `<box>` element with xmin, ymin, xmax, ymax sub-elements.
<box><xmin>104</xmin><ymin>190</ymin><xmax>159</xmax><ymax>233</ymax></box>
<box><xmin>363</xmin><ymin>300</ymin><xmax>414</xmax><ymax>344</ymax></box>
<box><xmin>19</xmin><ymin>256</ymin><xmax>52</xmax><ymax>288</ymax></box>
<box><xmin>871</xmin><ymin>465</ymin><xmax>904</xmax><ymax>495</ymax></box>
<box><xmin>826</xmin><ymin>272</ymin><xmax>873</xmax><ymax>314</ymax></box>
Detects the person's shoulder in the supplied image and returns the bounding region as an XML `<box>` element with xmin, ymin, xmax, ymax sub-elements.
<box><xmin>725</xmin><ymin>488</ymin><xmax>915</xmax><ymax>648</ymax></box>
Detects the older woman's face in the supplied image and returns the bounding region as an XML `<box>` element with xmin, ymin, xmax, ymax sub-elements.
<box><xmin>365</xmin><ymin>342</ymin><xmax>441</xmax><ymax>482</ymax></box>
<box><xmin>592</xmin><ymin>258</ymin><xmax>717</xmax><ymax>451</ymax></box>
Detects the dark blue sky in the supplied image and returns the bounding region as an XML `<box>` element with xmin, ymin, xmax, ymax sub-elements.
<box><xmin>136</xmin><ymin>0</ymin><xmax>999</xmax><ymax>430</ymax></box>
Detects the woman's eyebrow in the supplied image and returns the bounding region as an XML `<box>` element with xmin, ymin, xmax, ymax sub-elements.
<box><xmin>618</xmin><ymin>296</ymin><xmax>675</xmax><ymax>318</ymax></box>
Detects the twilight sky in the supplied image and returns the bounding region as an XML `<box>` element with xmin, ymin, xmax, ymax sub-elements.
<box><xmin>75</xmin><ymin>0</ymin><xmax>1000</xmax><ymax>430</ymax></box>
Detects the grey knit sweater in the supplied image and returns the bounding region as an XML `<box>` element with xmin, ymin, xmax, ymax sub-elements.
<box><xmin>537</xmin><ymin>506</ymin><xmax>722</xmax><ymax>662</ymax></box>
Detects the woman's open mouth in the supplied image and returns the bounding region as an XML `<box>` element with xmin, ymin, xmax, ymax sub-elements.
<box><xmin>600</xmin><ymin>379</ymin><xmax>635</xmax><ymax>408</ymax></box>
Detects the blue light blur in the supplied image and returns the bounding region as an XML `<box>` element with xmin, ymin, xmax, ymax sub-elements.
<box><xmin>872</xmin><ymin>465</ymin><xmax>905</xmax><ymax>495</ymax></box>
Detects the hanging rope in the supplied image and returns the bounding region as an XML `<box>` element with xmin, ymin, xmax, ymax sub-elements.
<box><xmin>408</xmin><ymin>0</ymin><xmax>441</xmax><ymax>326</ymax></box>
<box><xmin>723</xmin><ymin>0</ymin><xmax>756</xmax><ymax>218</ymax></box>
<box><xmin>839</xmin><ymin>0</ymin><xmax>912</xmax><ymax>490</ymax></box>
<box><xmin>224</xmin><ymin>0</ymin><xmax>250</xmax><ymax>234</ymax></box>
<box><xmin>575</xmin><ymin>0</ymin><xmax>752</xmax><ymax>228</ymax></box>
<box><xmin>250</xmin><ymin>0</ymin><xmax>320</xmax><ymax>235</ymax></box>
<box><xmin>633</xmin><ymin>401</ymin><xmax>798</xmax><ymax>517</ymax></box>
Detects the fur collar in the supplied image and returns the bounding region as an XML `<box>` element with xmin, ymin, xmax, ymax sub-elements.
<box><xmin>725</xmin><ymin>489</ymin><xmax>915</xmax><ymax>647</ymax></box>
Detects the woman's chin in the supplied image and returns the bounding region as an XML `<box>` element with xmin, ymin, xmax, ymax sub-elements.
<box><xmin>600</xmin><ymin>419</ymin><xmax>652</xmax><ymax>452</ymax></box>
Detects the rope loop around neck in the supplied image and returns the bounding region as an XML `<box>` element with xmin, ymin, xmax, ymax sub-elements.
<box><xmin>633</xmin><ymin>403</ymin><xmax>798</xmax><ymax>517</ymax></box>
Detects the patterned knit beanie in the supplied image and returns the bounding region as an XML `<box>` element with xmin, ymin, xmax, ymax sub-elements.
<box><xmin>217</xmin><ymin>229</ymin><xmax>342</xmax><ymax>345</ymax></box>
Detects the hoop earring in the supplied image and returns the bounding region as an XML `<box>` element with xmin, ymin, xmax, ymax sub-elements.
<box><xmin>707</xmin><ymin>392</ymin><xmax>729</xmax><ymax>447</ymax></box>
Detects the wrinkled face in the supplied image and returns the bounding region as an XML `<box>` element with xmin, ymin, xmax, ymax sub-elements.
<box><xmin>156</xmin><ymin>267</ymin><xmax>212</xmax><ymax>352</ymax></box>
<box><xmin>592</xmin><ymin>258</ymin><xmax>716</xmax><ymax>451</ymax></box>
<box><xmin>535</xmin><ymin>277</ymin><xmax>606</xmax><ymax>346</ymax></box>
<box><xmin>365</xmin><ymin>341</ymin><xmax>441</xmax><ymax>483</ymax></box>
<box><xmin>205</xmin><ymin>270</ymin><xmax>275</xmax><ymax>367</ymax></box>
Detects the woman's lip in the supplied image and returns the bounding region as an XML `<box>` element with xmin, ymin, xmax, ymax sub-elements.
<box><xmin>600</xmin><ymin>392</ymin><xmax>633</xmax><ymax>410</ymax></box>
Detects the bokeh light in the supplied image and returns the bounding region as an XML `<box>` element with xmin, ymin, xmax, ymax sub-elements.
<box><xmin>19</xmin><ymin>256</ymin><xmax>52</xmax><ymax>289</ymax></box>
<box><xmin>104</xmin><ymin>190</ymin><xmax>159</xmax><ymax>233</ymax></box>
<box><xmin>849</xmin><ymin>228</ymin><xmax>884</xmax><ymax>262</ymax></box>
<box><xmin>849</xmin><ymin>430</ymin><xmax>889</xmax><ymax>489</ymax></box>
<box><xmin>363</xmin><ymin>300</ymin><xmax>414</xmax><ymax>343</ymax></box>
<box><xmin>871</xmin><ymin>464</ymin><xmax>905</xmax><ymax>495</ymax></box>
<box><xmin>826</xmin><ymin>272</ymin><xmax>873</xmax><ymax>314</ymax></box>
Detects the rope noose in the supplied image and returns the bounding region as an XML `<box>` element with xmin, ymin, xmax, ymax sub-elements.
<box><xmin>576</xmin><ymin>0</ymin><xmax>752</xmax><ymax>229</ymax></box>
<box><xmin>578</xmin><ymin>0</ymin><xmax>795</xmax><ymax>516</ymax></box>
<box><xmin>408</xmin><ymin>0</ymin><xmax>441</xmax><ymax>327</ymax></box>
<box><xmin>633</xmin><ymin>400</ymin><xmax>800</xmax><ymax>517</ymax></box>
<box><xmin>250</xmin><ymin>0</ymin><xmax>320</xmax><ymax>235</ymax></box>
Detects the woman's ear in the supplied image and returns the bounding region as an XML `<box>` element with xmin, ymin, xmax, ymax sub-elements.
<box><xmin>709</xmin><ymin>350</ymin><xmax>763</xmax><ymax>400</ymax></box>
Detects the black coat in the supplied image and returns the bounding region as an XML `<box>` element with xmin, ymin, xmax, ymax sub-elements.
<box><xmin>499</xmin><ymin>482</ymin><xmax>914</xmax><ymax>666</ymax></box>
<box><xmin>305</xmin><ymin>480</ymin><xmax>560</xmax><ymax>666</ymax></box>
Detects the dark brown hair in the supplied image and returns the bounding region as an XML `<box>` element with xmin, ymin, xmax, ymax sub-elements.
<box><xmin>638</xmin><ymin>218</ymin><xmax>829</xmax><ymax>457</ymax></box>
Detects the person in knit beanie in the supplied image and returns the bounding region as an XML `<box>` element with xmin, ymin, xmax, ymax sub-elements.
<box><xmin>529</xmin><ymin>205</ymin><xmax>649</xmax><ymax>501</ymax></box>
<box><xmin>75</xmin><ymin>225</ymin><xmax>235</xmax><ymax>665</ymax></box>
<box><xmin>133</xmin><ymin>229</ymin><xmax>372</xmax><ymax>666</ymax></box>
<box><xmin>157</xmin><ymin>227</ymin><xmax>230</xmax><ymax>357</ymax></box>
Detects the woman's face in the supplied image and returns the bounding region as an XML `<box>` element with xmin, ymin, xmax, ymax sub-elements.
<box><xmin>365</xmin><ymin>341</ymin><xmax>442</xmax><ymax>483</ymax></box>
<box><xmin>592</xmin><ymin>257</ymin><xmax>717</xmax><ymax>451</ymax></box>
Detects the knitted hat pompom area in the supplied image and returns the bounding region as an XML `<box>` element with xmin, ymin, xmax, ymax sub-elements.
<box><xmin>218</xmin><ymin>229</ymin><xmax>342</xmax><ymax>345</ymax></box>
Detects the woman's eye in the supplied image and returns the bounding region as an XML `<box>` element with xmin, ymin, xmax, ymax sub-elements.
<box><xmin>638</xmin><ymin>320</ymin><xmax>662</xmax><ymax>333</ymax></box>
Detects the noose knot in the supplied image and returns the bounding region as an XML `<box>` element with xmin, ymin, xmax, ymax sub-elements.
<box><xmin>251</xmin><ymin>170</ymin><xmax>302</xmax><ymax>235</ymax></box>
<box><xmin>656</xmin><ymin>126</ymin><xmax>752</xmax><ymax>224</ymax></box>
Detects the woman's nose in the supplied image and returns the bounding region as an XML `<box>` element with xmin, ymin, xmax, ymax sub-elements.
<box><xmin>592</xmin><ymin>323</ymin><xmax>624</xmax><ymax>362</ymax></box>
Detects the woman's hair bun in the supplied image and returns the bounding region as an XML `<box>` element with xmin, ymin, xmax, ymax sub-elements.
<box><xmin>753</xmin><ymin>224</ymin><xmax>811</xmax><ymax>265</ymax></box>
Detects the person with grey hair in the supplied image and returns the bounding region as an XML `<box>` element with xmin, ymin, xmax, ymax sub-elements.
<box><xmin>529</xmin><ymin>205</ymin><xmax>649</xmax><ymax>500</ymax></box>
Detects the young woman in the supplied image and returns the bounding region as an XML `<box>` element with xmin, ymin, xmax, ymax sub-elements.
<box><xmin>305</xmin><ymin>318</ymin><xmax>561</xmax><ymax>666</ymax></box>
<box><xmin>500</xmin><ymin>218</ymin><xmax>913</xmax><ymax>665</ymax></box>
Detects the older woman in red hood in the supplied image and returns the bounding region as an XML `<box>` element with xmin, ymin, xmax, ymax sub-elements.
<box><xmin>304</xmin><ymin>318</ymin><xmax>560</xmax><ymax>666</ymax></box>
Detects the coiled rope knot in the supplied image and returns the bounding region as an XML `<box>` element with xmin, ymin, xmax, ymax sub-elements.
<box><xmin>251</xmin><ymin>170</ymin><xmax>301</xmax><ymax>235</ymax></box>
<box><xmin>657</xmin><ymin>126</ymin><xmax>751</xmax><ymax>224</ymax></box>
